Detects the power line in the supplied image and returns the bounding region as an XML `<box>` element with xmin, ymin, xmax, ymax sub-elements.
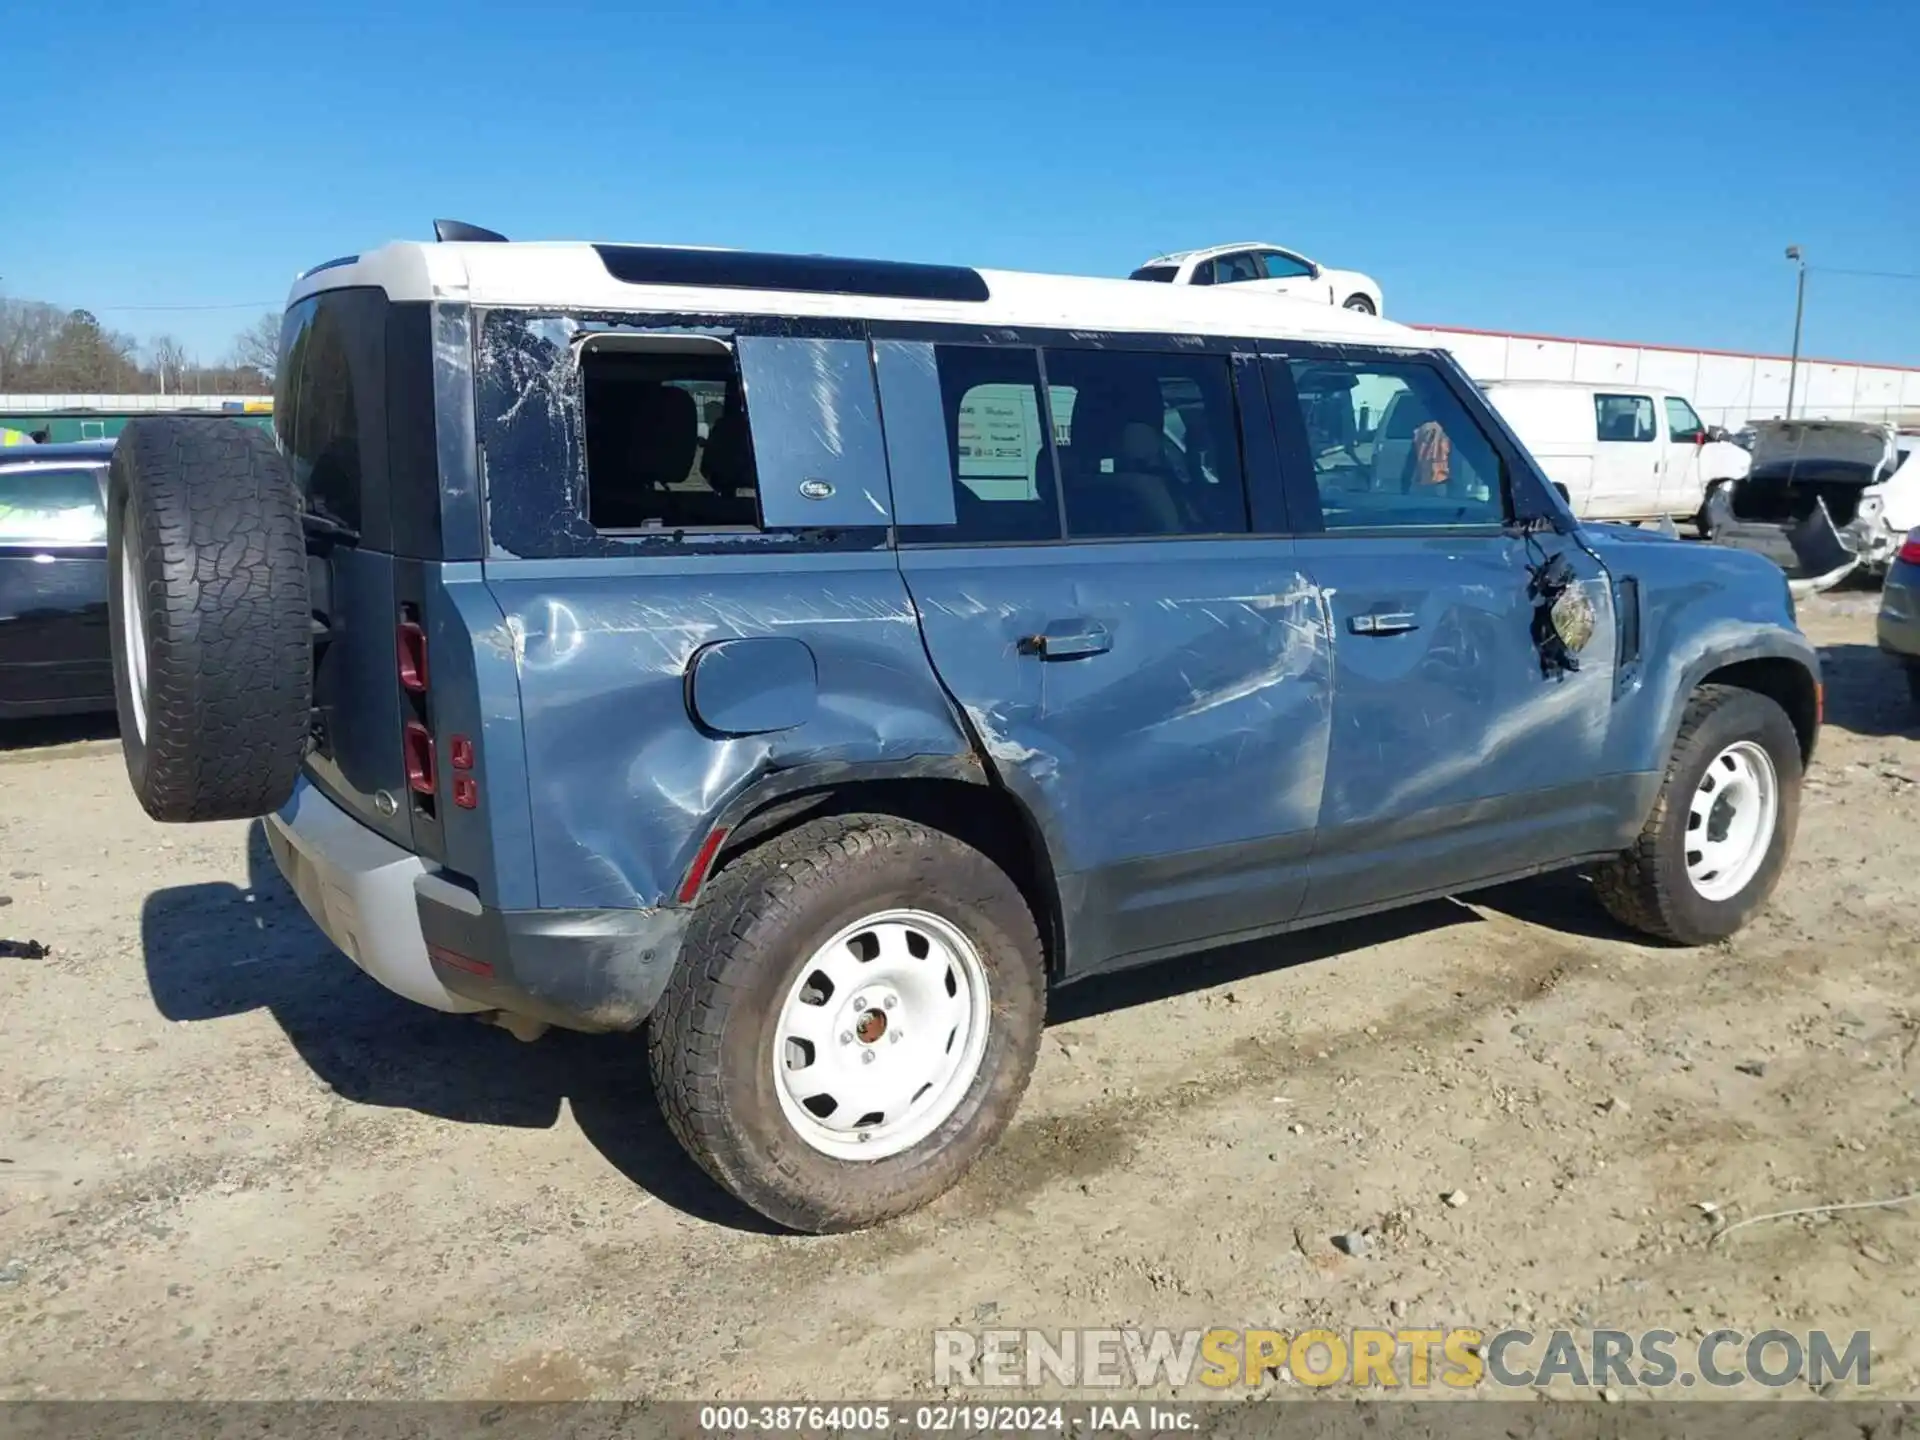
<box><xmin>1812</xmin><ymin>266</ymin><xmax>1920</xmax><ymax>283</ymax></box>
<box><xmin>87</xmin><ymin>300</ymin><xmax>278</xmax><ymax>312</ymax></box>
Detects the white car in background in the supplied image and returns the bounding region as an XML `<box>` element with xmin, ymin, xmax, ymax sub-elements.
<box><xmin>1128</xmin><ymin>242</ymin><xmax>1384</xmax><ymax>315</ymax></box>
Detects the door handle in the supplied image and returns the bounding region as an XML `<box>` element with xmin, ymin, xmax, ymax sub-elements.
<box><xmin>1021</xmin><ymin>623</ymin><xmax>1112</xmax><ymax>660</ymax></box>
<box><xmin>1348</xmin><ymin>612</ymin><xmax>1419</xmax><ymax>636</ymax></box>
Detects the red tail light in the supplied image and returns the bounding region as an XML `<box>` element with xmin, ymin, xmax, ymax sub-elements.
<box><xmin>448</xmin><ymin>733</ymin><xmax>478</xmax><ymax>808</ymax></box>
<box><xmin>397</xmin><ymin>604</ymin><xmax>437</xmax><ymax>816</ymax></box>
<box><xmin>1898</xmin><ymin>531</ymin><xmax>1920</xmax><ymax>565</ymax></box>
<box><xmin>397</xmin><ymin>618</ymin><xmax>429</xmax><ymax>693</ymax></box>
<box><xmin>403</xmin><ymin>721</ymin><xmax>436</xmax><ymax>795</ymax></box>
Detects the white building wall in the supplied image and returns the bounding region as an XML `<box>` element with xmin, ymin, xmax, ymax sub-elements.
<box><xmin>0</xmin><ymin>394</ymin><xmax>270</xmax><ymax>412</ymax></box>
<box><xmin>1421</xmin><ymin>328</ymin><xmax>1920</xmax><ymax>429</ymax></box>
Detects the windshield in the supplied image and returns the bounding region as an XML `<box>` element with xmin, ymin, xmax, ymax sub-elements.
<box><xmin>1127</xmin><ymin>266</ymin><xmax>1177</xmax><ymax>282</ymax></box>
<box><xmin>0</xmin><ymin>465</ymin><xmax>107</xmax><ymax>545</ymax></box>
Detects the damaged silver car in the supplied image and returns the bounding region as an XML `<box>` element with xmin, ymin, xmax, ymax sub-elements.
<box><xmin>1710</xmin><ymin>419</ymin><xmax>1920</xmax><ymax>593</ymax></box>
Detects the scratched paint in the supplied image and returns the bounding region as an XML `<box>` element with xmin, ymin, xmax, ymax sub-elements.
<box><xmin>487</xmin><ymin>558</ymin><xmax>972</xmax><ymax>909</ymax></box>
<box><xmin>447</xmin><ymin>305</ymin><xmax>1816</xmax><ymax>971</ymax></box>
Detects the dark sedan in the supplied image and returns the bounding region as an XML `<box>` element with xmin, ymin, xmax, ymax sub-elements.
<box><xmin>1879</xmin><ymin>527</ymin><xmax>1920</xmax><ymax>707</ymax></box>
<box><xmin>0</xmin><ymin>441</ymin><xmax>116</xmax><ymax>718</ymax></box>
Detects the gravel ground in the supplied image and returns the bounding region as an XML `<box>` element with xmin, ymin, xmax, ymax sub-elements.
<box><xmin>0</xmin><ymin>590</ymin><xmax>1915</xmax><ymax>1402</ymax></box>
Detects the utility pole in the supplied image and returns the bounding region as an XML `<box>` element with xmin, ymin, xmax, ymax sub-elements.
<box><xmin>1784</xmin><ymin>245</ymin><xmax>1807</xmax><ymax>420</ymax></box>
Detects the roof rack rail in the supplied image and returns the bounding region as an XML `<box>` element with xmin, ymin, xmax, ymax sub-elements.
<box><xmin>433</xmin><ymin>219</ymin><xmax>508</xmax><ymax>243</ymax></box>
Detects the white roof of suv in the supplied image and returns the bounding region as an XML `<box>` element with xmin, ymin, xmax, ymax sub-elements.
<box><xmin>290</xmin><ymin>240</ymin><xmax>1420</xmax><ymax>348</ymax></box>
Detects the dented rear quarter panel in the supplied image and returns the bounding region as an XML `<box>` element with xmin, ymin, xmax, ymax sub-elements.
<box><xmin>1582</xmin><ymin>524</ymin><xmax>1820</xmax><ymax>782</ymax></box>
<box><xmin>483</xmin><ymin>552</ymin><xmax>974</xmax><ymax>910</ymax></box>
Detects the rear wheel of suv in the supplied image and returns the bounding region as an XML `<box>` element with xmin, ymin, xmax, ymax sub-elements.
<box><xmin>648</xmin><ymin>813</ymin><xmax>1045</xmax><ymax>1233</ymax></box>
<box><xmin>1594</xmin><ymin>684</ymin><xmax>1801</xmax><ymax>944</ymax></box>
<box><xmin>108</xmin><ymin>417</ymin><xmax>312</xmax><ymax>822</ymax></box>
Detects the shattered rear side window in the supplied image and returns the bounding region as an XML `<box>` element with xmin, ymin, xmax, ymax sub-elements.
<box><xmin>582</xmin><ymin>350</ymin><xmax>756</xmax><ymax>531</ymax></box>
<box><xmin>473</xmin><ymin>309</ymin><xmax>880</xmax><ymax>559</ymax></box>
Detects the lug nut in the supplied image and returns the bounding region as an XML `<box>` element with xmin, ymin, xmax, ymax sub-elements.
<box><xmin>861</xmin><ymin>1051</ymin><xmax>876</xmax><ymax>1065</ymax></box>
<box><xmin>853</xmin><ymin>995</ymin><xmax>868</xmax><ymax>1009</ymax></box>
<box><xmin>839</xmin><ymin>1031</ymin><xmax>853</xmax><ymax>1045</ymax></box>
<box><xmin>883</xmin><ymin>996</ymin><xmax>896</xmax><ymax>1009</ymax></box>
<box><xmin>889</xmin><ymin>1031</ymin><xmax>901</xmax><ymax>1043</ymax></box>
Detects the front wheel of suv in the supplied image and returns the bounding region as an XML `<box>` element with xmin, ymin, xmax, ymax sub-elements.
<box><xmin>1594</xmin><ymin>684</ymin><xmax>1802</xmax><ymax>944</ymax></box>
<box><xmin>648</xmin><ymin>813</ymin><xmax>1046</xmax><ymax>1233</ymax></box>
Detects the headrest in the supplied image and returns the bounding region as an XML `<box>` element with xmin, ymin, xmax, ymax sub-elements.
<box><xmin>701</xmin><ymin>398</ymin><xmax>757</xmax><ymax>496</ymax></box>
<box><xmin>631</xmin><ymin>384</ymin><xmax>699</xmax><ymax>488</ymax></box>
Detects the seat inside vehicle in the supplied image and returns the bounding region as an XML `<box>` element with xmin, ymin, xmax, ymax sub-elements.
<box><xmin>583</xmin><ymin>351</ymin><xmax>757</xmax><ymax>530</ymax></box>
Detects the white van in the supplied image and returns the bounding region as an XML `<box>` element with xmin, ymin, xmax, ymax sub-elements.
<box><xmin>1480</xmin><ymin>380</ymin><xmax>1750</xmax><ymax>527</ymax></box>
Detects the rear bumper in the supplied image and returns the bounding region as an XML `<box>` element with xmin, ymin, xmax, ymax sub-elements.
<box><xmin>1711</xmin><ymin>490</ymin><xmax>1900</xmax><ymax>591</ymax></box>
<box><xmin>266</xmin><ymin>776</ymin><xmax>689</xmax><ymax>1032</ymax></box>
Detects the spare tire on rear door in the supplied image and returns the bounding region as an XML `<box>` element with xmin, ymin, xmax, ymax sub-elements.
<box><xmin>107</xmin><ymin>417</ymin><xmax>312</xmax><ymax>822</ymax></box>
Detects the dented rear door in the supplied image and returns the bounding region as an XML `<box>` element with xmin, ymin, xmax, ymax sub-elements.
<box><xmin>877</xmin><ymin>336</ymin><xmax>1333</xmax><ymax>976</ymax></box>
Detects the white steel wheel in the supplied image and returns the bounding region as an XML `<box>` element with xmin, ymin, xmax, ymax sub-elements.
<box><xmin>119</xmin><ymin>508</ymin><xmax>150</xmax><ymax>743</ymax></box>
<box><xmin>773</xmin><ymin>908</ymin><xmax>992</xmax><ymax>1161</ymax></box>
<box><xmin>1684</xmin><ymin>740</ymin><xmax>1779</xmax><ymax>902</ymax></box>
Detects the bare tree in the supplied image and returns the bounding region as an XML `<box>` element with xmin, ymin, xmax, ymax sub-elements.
<box><xmin>147</xmin><ymin>334</ymin><xmax>192</xmax><ymax>395</ymax></box>
<box><xmin>48</xmin><ymin>309</ymin><xmax>140</xmax><ymax>391</ymax></box>
<box><xmin>0</xmin><ymin>297</ymin><xmax>67</xmax><ymax>391</ymax></box>
<box><xmin>0</xmin><ymin>294</ymin><xmax>272</xmax><ymax>396</ymax></box>
<box><xmin>229</xmin><ymin>312</ymin><xmax>281</xmax><ymax>383</ymax></box>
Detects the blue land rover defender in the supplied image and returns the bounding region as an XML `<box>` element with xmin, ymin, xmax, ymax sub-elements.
<box><xmin>105</xmin><ymin>228</ymin><xmax>1819</xmax><ymax>1231</ymax></box>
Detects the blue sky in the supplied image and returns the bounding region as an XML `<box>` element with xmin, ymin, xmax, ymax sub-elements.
<box><xmin>4</xmin><ymin>0</ymin><xmax>1916</xmax><ymax>368</ymax></box>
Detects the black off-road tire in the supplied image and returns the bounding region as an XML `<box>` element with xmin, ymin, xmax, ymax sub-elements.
<box><xmin>1594</xmin><ymin>685</ymin><xmax>1801</xmax><ymax>944</ymax></box>
<box><xmin>107</xmin><ymin>417</ymin><xmax>311</xmax><ymax>822</ymax></box>
<box><xmin>648</xmin><ymin>814</ymin><xmax>1046</xmax><ymax>1233</ymax></box>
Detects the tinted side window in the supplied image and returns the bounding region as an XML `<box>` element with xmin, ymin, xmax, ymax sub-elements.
<box><xmin>1596</xmin><ymin>393</ymin><xmax>1657</xmax><ymax>442</ymax></box>
<box><xmin>1213</xmin><ymin>252</ymin><xmax>1262</xmax><ymax>285</ymax></box>
<box><xmin>581</xmin><ymin>349</ymin><xmax>754</xmax><ymax>530</ymax></box>
<box><xmin>0</xmin><ymin>467</ymin><xmax>106</xmax><ymax>545</ymax></box>
<box><xmin>1288</xmin><ymin>358</ymin><xmax>1505</xmax><ymax>529</ymax></box>
<box><xmin>1259</xmin><ymin>251</ymin><xmax>1314</xmax><ymax>280</ymax></box>
<box><xmin>905</xmin><ymin>345</ymin><xmax>1060</xmax><ymax>544</ymax></box>
<box><xmin>1663</xmin><ymin>396</ymin><xmax>1706</xmax><ymax>444</ymax></box>
<box><xmin>1045</xmin><ymin>350</ymin><xmax>1248</xmax><ymax>538</ymax></box>
<box><xmin>275</xmin><ymin>289</ymin><xmax>392</xmax><ymax>543</ymax></box>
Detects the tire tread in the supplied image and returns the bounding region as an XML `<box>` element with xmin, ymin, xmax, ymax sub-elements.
<box><xmin>1594</xmin><ymin>683</ymin><xmax>1795</xmax><ymax>943</ymax></box>
<box><xmin>648</xmin><ymin>812</ymin><xmax>1043</xmax><ymax>1232</ymax></box>
<box><xmin>109</xmin><ymin>417</ymin><xmax>311</xmax><ymax>822</ymax></box>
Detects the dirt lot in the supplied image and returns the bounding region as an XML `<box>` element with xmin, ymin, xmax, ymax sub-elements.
<box><xmin>1</xmin><ymin>591</ymin><xmax>1916</xmax><ymax>1403</ymax></box>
